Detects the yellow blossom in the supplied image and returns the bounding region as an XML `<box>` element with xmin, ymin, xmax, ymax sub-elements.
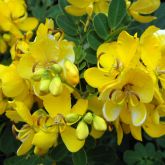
<box><xmin>127</xmin><ymin>0</ymin><xmax>160</xmax><ymax>23</ymax></box>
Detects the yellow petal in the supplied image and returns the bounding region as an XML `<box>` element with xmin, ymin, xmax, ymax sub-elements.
<box><xmin>17</xmin><ymin>132</ymin><xmax>34</xmax><ymax>156</ymax></box>
<box><xmin>88</xmin><ymin>96</ymin><xmax>103</xmax><ymax>116</ymax></box>
<box><xmin>71</xmin><ymin>99</ymin><xmax>88</xmax><ymax>115</ymax></box>
<box><xmin>61</xmin><ymin>126</ymin><xmax>85</xmax><ymax>152</ymax></box>
<box><xmin>67</xmin><ymin>0</ymin><xmax>90</xmax><ymax>8</ymax></box>
<box><xmin>130</xmin><ymin>0</ymin><xmax>160</xmax><ymax>14</ymax></box>
<box><xmin>17</xmin><ymin>55</ymin><xmax>35</xmax><ymax>79</ymax></box>
<box><xmin>1</xmin><ymin>65</ymin><xmax>26</xmax><ymax>97</ymax></box>
<box><xmin>97</xmin><ymin>43</ymin><xmax>116</xmax><ymax>70</ymax></box>
<box><xmin>129</xmin><ymin>11</ymin><xmax>156</xmax><ymax>23</ymax></box>
<box><xmin>65</xmin><ymin>6</ymin><xmax>87</xmax><ymax>16</ymax></box>
<box><xmin>90</xmin><ymin>126</ymin><xmax>104</xmax><ymax>139</ymax></box>
<box><xmin>117</xmin><ymin>31</ymin><xmax>139</xmax><ymax>67</ymax></box>
<box><xmin>15</xmin><ymin>101</ymin><xmax>33</xmax><ymax>125</ymax></box>
<box><xmin>42</xmin><ymin>87</ymin><xmax>71</xmax><ymax>118</ymax></box>
<box><xmin>140</xmin><ymin>26</ymin><xmax>161</xmax><ymax>70</ymax></box>
<box><xmin>114</xmin><ymin>119</ymin><xmax>123</xmax><ymax>145</ymax></box>
<box><xmin>84</xmin><ymin>67</ymin><xmax>112</xmax><ymax>89</ymax></box>
<box><xmin>32</xmin><ymin>130</ymin><xmax>58</xmax><ymax>152</ymax></box>
<box><xmin>5</xmin><ymin>110</ymin><xmax>22</xmax><ymax>123</ymax></box>
<box><xmin>17</xmin><ymin>17</ymin><xmax>38</xmax><ymax>31</ymax></box>
<box><xmin>130</xmin><ymin>103</ymin><xmax>147</xmax><ymax>126</ymax></box>
<box><xmin>103</xmin><ymin>101</ymin><xmax>123</xmax><ymax>122</ymax></box>
<box><xmin>121</xmin><ymin>68</ymin><xmax>154</xmax><ymax>103</ymax></box>
<box><xmin>130</xmin><ymin>124</ymin><xmax>142</xmax><ymax>141</ymax></box>
<box><xmin>143</xmin><ymin>122</ymin><xmax>165</xmax><ymax>138</ymax></box>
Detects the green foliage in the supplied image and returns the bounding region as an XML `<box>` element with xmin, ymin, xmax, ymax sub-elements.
<box><xmin>124</xmin><ymin>143</ymin><xmax>165</xmax><ymax>165</ymax></box>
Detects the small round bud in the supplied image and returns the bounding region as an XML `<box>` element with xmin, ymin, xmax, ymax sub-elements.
<box><xmin>76</xmin><ymin>121</ymin><xmax>89</xmax><ymax>140</ymax></box>
<box><xmin>49</xmin><ymin>76</ymin><xmax>63</xmax><ymax>96</ymax></box>
<box><xmin>32</xmin><ymin>68</ymin><xmax>45</xmax><ymax>81</ymax></box>
<box><xmin>51</xmin><ymin>64</ymin><xmax>62</xmax><ymax>74</ymax></box>
<box><xmin>65</xmin><ymin>113</ymin><xmax>80</xmax><ymax>123</ymax></box>
<box><xmin>83</xmin><ymin>112</ymin><xmax>93</xmax><ymax>124</ymax></box>
<box><xmin>93</xmin><ymin>115</ymin><xmax>107</xmax><ymax>131</ymax></box>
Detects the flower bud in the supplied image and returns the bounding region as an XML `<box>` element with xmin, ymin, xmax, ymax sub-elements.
<box><xmin>3</xmin><ymin>33</ymin><xmax>11</xmax><ymax>42</ymax></box>
<box><xmin>93</xmin><ymin>115</ymin><xmax>107</xmax><ymax>131</ymax></box>
<box><xmin>64</xmin><ymin>60</ymin><xmax>79</xmax><ymax>86</ymax></box>
<box><xmin>76</xmin><ymin>121</ymin><xmax>89</xmax><ymax>140</ymax></box>
<box><xmin>39</xmin><ymin>71</ymin><xmax>51</xmax><ymax>93</ymax></box>
<box><xmin>65</xmin><ymin>113</ymin><xmax>80</xmax><ymax>123</ymax></box>
<box><xmin>83</xmin><ymin>112</ymin><xmax>93</xmax><ymax>124</ymax></box>
<box><xmin>49</xmin><ymin>76</ymin><xmax>63</xmax><ymax>96</ymax></box>
<box><xmin>51</xmin><ymin>64</ymin><xmax>62</xmax><ymax>74</ymax></box>
<box><xmin>32</xmin><ymin>68</ymin><xmax>45</xmax><ymax>81</ymax></box>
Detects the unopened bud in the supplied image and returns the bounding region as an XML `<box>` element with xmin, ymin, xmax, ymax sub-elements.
<box><xmin>93</xmin><ymin>115</ymin><xmax>107</xmax><ymax>131</ymax></box>
<box><xmin>32</xmin><ymin>68</ymin><xmax>45</xmax><ymax>81</ymax></box>
<box><xmin>65</xmin><ymin>113</ymin><xmax>80</xmax><ymax>123</ymax></box>
<box><xmin>39</xmin><ymin>72</ymin><xmax>51</xmax><ymax>93</ymax></box>
<box><xmin>51</xmin><ymin>64</ymin><xmax>62</xmax><ymax>74</ymax></box>
<box><xmin>49</xmin><ymin>76</ymin><xmax>63</xmax><ymax>96</ymax></box>
<box><xmin>83</xmin><ymin>112</ymin><xmax>93</xmax><ymax>124</ymax></box>
<box><xmin>3</xmin><ymin>33</ymin><xmax>11</xmax><ymax>42</ymax></box>
<box><xmin>64</xmin><ymin>60</ymin><xmax>79</xmax><ymax>86</ymax></box>
<box><xmin>76</xmin><ymin>121</ymin><xmax>89</xmax><ymax>140</ymax></box>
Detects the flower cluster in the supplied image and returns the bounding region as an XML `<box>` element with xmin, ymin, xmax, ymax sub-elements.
<box><xmin>0</xmin><ymin>0</ymin><xmax>164</xmax><ymax>159</ymax></box>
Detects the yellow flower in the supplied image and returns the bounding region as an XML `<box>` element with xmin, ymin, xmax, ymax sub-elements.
<box><xmin>65</xmin><ymin>0</ymin><xmax>110</xmax><ymax>17</ymax></box>
<box><xmin>17</xmin><ymin>19</ymin><xmax>78</xmax><ymax>96</ymax></box>
<box><xmin>0</xmin><ymin>63</ymin><xmax>34</xmax><ymax>108</ymax></box>
<box><xmin>140</xmin><ymin>26</ymin><xmax>165</xmax><ymax>103</ymax></box>
<box><xmin>102</xmin><ymin>68</ymin><xmax>154</xmax><ymax>126</ymax></box>
<box><xmin>127</xmin><ymin>0</ymin><xmax>160</xmax><ymax>23</ymax></box>
<box><xmin>84</xmin><ymin>31</ymin><xmax>139</xmax><ymax>90</ymax></box>
<box><xmin>0</xmin><ymin>0</ymin><xmax>38</xmax><ymax>38</ymax></box>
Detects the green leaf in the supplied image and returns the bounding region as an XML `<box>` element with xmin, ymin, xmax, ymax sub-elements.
<box><xmin>87</xmin><ymin>31</ymin><xmax>103</xmax><ymax>51</ymax></box>
<box><xmin>0</xmin><ymin>124</ymin><xmax>20</xmax><ymax>154</ymax></box>
<box><xmin>46</xmin><ymin>5</ymin><xmax>62</xmax><ymax>19</ymax></box>
<box><xmin>56</xmin><ymin>15</ymin><xmax>78</xmax><ymax>36</ymax></box>
<box><xmin>108</xmin><ymin>0</ymin><xmax>127</xmax><ymax>30</ymax></box>
<box><xmin>156</xmin><ymin>135</ymin><xmax>165</xmax><ymax>148</ymax></box>
<box><xmin>59</xmin><ymin>0</ymin><xmax>68</xmax><ymax>13</ymax></box>
<box><xmin>123</xmin><ymin>150</ymin><xmax>140</xmax><ymax>165</ymax></box>
<box><xmin>93</xmin><ymin>13</ymin><xmax>110</xmax><ymax>40</ymax></box>
<box><xmin>49</xmin><ymin>142</ymin><xmax>69</xmax><ymax>162</ymax></box>
<box><xmin>85</xmin><ymin>48</ymin><xmax>97</xmax><ymax>65</ymax></box>
<box><xmin>75</xmin><ymin>46</ymin><xmax>86</xmax><ymax>64</ymax></box>
<box><xmin>4</xmin><ymin>155</ymin><xmax>53</xmax><ymax>165</ymax></box>
<box><xmin>72</xmin><ymin>149</ymin><xmax>87</xmax><ymax>165</ymax></box>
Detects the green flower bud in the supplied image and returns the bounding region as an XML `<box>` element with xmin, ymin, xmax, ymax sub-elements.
<box><xmin>76</xmin><ymin>121</ymin><xmax>89</xmax><ymax>140</ymax></box>
<box><xmin>51</xmin><ymin>64</ymin><xmax>62</xmax><ymax>74</ymax></box>
<box><xmin>32</xmin><ymin>68</ymin><xmax>45</xmax><ymax>81</ymax></box>
<box><xmin>39</xmin><ymin>76</ymin><xmax>51</xmax><ymax>94</ymax></box>
<box><xmin>83</xmin><ymin>112</ymin><xmax>93</xmax><ymax>124</ymax></box>
<box><xmin>49</xmin><ymin>76</ymin><xmax>63</xmax><ymax>96</ymax></box>
<box><xmin>93</xmin><ymin>115</ymin><xmax>107</xmax><ymax>131</ymax></box>
<box><xmin>65</xmin><ymin>113</ymin><xmax>80</xmax><ymax>124</ymax></box>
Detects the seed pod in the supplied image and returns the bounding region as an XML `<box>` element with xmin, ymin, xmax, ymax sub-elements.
<box><xmin>49</xmin><ymin>76</ymin><xmax>63</xmax><ymax>96</ymax></box>
<box><xmin>76</xmin><ymin>121</ymin><xmax>89</xmax><ymax>140</ymax></box>
<box><xmin>83</xmin><ymin>112</ymin><xmax>93</xmax><ymax>124</ymax></box>
<box><xmin>65</xmin><ymin>113</ymin><xmax>80</xmax><ymax>124</ymax></box>
<box><xmin>93</xmin><ymin>115</ymin><xmax>107</xmax><ymax>131</ymax></box>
